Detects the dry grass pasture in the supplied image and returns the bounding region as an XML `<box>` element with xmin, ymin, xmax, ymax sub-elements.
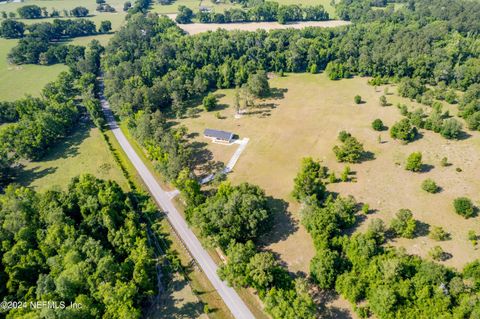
<box><xmin>177</xmin><ymin>73</ymin><xmax>480</xmax><ymax>274</ymax></box>
<box><xmin>166</xmin><ymin>13</ymin><xmax>350</xmax><ymax>35</ymax></box>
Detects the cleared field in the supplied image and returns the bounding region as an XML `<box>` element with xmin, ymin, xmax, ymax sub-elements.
<box><xmin>167</xmin><ymin>13</ymin><xmax>350</xmax><ymax>34</ymax></box>
<box><xmin>152</xmin><ymin>0</ymin><xmax>336</xmax><ymax>17</ymax></box>
<box><xmin>177</xmin><ymin>73</ymin><xmax>480</xmax><ymax>274</ymax></box>
<box><xmin>0</xmin><ymin>38</ymin><xmax>67</xmax><ymax>101</ymax></box>
<box><xmin>16</xmin><ymin>122</ymin><xmax>129</xmax><ymax>191</ymax></box>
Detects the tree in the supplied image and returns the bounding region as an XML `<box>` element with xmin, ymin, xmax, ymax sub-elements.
<box><xmin>372</xmin><ymin>119</ymin><xmax>385</xmax><ymax>131</ymax></box>
<box><xmin>17</xmin><ymin>5</ymin><xmax>42</xmax><ymax>19</ymax></box>
<box><xmin>246</xmin><ymin>252</ymin><xmax>279</xmax><ymax>292</ymax></box>
<box><xmin>354</xmin><ymin>95</ymin><xmax>362</xmax><ymax>104</ymax></box>
<box><xmin>310</xmin><ymin>248</ymin><xmax>340</xmax><ymax>289</ymax></box>
<box><xmin>453</xmin><ymin>197</ymin><xmax>475</xmax><ymax>218</ymax></box>
<box><xmin>0</xmin><ymin>19</ymin><xmax>25</xmax><ymax>38</ymax></box>
<box><xmin>99</xmin><ymin>20</ymin><xmax>112</xmax><ymax>33</ymax></box>
<box><xmin>247</xmin><ymin>70</ymin><xmax>270</xmax><ymax>98</ymax></box>
<box><xmin>202</xmin><ymin>93</ymin><xmax>217</xmax><ymax>111</ymax></box>
<box><xmin>176</xmin><ymin>5</ymin><xmax>194</xmax><ymax>24</ymax></box>
<box><xmin>292</xmin><ymin>157</ymin><xmax>327</xmax><ymax>203</ymax></box>
<box><xmin>390</xmin><ymin>209</ymin><xmax>417</xmax><ymax>238</ymax></box>
<box><xmin>70</xmin><ymin>6</ymin><xmax>89</xmax><ymax>17</ymax></box>
<box><xmin>97</xmin><ymin>0</ymin><xmax>106</xmax><ymax>3</ymax></box>
<box><xmin>366</xmin><ymin>218</ymin><xmax>386</xmax><ymax>243</ymax></box>
<box><xmin>421</xmin><ymin>179</ymin><xmax>439</xmax><ymax>193</ymax></box>
<box><xmin>405</xmin><ymin>152</ymin><xmax>423</xmax><ymax>172</ymax></box>
<box><xmin>390</xmin><ymin>118</ymin><xmax>416</xmax><ymax>142</ymax></box>
<box><xmin>191</xmin><ymin>182</ymin><xmax>272</xmax><ymax>249</ymax></box>
<box><xmin>333</xmin><ymin>133</ymin><xmax>365</xmax><ymax>163</ymax></box>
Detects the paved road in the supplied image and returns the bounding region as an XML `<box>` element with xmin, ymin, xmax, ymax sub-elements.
<box><xmin>99</xmin><ymin>88</ymin><xmax>255</xmax><ymax>319</ymax></box>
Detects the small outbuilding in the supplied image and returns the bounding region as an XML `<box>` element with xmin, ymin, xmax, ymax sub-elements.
<box><xmin>204</xmin><ymin>128</ymin><xmax>234</xmax><ymax>143</ymax></box>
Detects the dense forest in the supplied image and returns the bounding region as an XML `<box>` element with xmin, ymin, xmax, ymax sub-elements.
<box><xmin>0</xmin><ymin>175</ymin><xmax>161</xmax><ymax>318</ymax></box>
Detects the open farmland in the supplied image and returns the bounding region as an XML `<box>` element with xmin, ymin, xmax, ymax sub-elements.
<box><xmin>0</xmin><ymin>38</ymin><xmax>66</xmax><ymax>100</ymax></box>
<box><xmin>166</xmin><ymin>13</ymin><xmax>350</xmax><ymax>34</ymax></box>
<box><xmin>177</xmin><ymin>73</ymin><xmax>480</xmax><ymax>272</ymax></box>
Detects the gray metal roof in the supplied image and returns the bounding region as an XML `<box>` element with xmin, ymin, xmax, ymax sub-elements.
<box><xmin>204</xmin><ymin>129</ymin><xmax>234</xmax><ymax>141</ymax></box>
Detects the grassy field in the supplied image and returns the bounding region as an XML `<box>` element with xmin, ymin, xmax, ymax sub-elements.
<box><xmin>0</xmin><ymin>38</ymin><xmax>67</xmax><ymax>101</ymax></box>
<box><xmin>176</xmin><ymin>73</ymin><xmax>480</xmax><ymax>275</ymax></box>
<box><xmin>16</xmin><ymin>122</ymin><xmax>129</xmax><ymax>191</ymax></box>
<box><xmin>0</xmin><ymin>0</ymin><xmax>127</xmax><ymax>31</ymax></box>
<box><xmin>152</xmin><ymin>0</ymin><xmax>337</xmax><ymax>17</ymax></box>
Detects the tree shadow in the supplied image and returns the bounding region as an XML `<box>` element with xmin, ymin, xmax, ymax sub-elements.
<box><xmin>258</xmin><ymin>197</ymin><xmax>298</xmax><ymax>247</ymax></box>
<box><xmin>415</xmin><ymin>220</ymin><xmax>430</xmax><ymax>237</ymax></box>
<box><xmin>359</xmin><ymin>151</ymin><xmax>376</xmax><ymax>162</ymax></box>
<box><xmin>456</xmin><ymin>130</ymin><xmax>472</xmax><ymax>140</ymax></box>
<box><xmin>420</xmin><ymin>164</ymin><xmax>434</xmax><ymax>173</ymax></box>
<box><xmin>269</xmin><ymin>87</ymin><xmax>288</xmax><ymax>100</ymax></box>
<box><xmin>14</xmin><ymin>165</ymin><xmax>58</xmax><ymax>187</ymax></box>
<box><xmin>311</xmin><ymin>288</ymin><xmax>354</xmax><ymax>319</ymax></box>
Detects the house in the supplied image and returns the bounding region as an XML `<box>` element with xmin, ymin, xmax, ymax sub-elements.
<box><xmin>204</xmin><ymin>128</ymin><xmax>234</xmax><ymax>143</ymax></box>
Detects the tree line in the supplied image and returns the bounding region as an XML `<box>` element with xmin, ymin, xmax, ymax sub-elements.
<box><xmin>177</xmin><ymin>2</ymin><xmax>329</xmax><ymax>24</ymax></box>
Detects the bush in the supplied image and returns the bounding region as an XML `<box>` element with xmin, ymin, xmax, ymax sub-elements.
<box><xmin>338</xmin><ymin>130</ymin><xmax>351</xmax><ymax>142</ymax></box>
<box><xmin>429</xmin><ymin>246</ymin><xmax>446</xmax><ymax>261</ymax></box>
<box><xmin>405</xmin><ymin>152</ymin><xmax>423</xmax><ymax>172</ymax></box>
<box><xmin>440</xmin><ymin>157</ymin><xmax>449</xmax><ymax>167</ymax></box>
<box><xmin>440</xmin><ymin>118</ymin><xmax>462</xmax><ymax>139</ymax></box>
<box><xmin>371</xmin><ymin>119</ymin><xmax>385</xmax><ymax>131</ymax></box>
<box><xmin>390</xmin><ymin>118</ymin><xmax>416</xmax><ymax>142</ymax></box>
<box><xmin>333</xmin><ymin>135</ymin><xmax>365</xmax><ymax>163</ymax></box>
<box><xmin>429</xmin><ymin>226</ymin><xmax>449</xmax><ymax>241</ymax></box>
<box><xmin>421</xmin><ymin>179</ymin><xmax>439</xmax><ymax>193</ymax></box>
<box><xmin>354</xmin><ymin>95</ymin><xmax>362</xmax><ymax>104</ymax></box>
<box><xmin>453</xmin><ymin>197</ymin><xmax>475</xmax><ymax>218</ymax></box>
<box><xmin>390</xmin><ymin>209</ymin><xmax>417</xmax><ymax>238</ymax></box>
<box><xmin>379</xmin><ymin>95</ymin><xmax>387</xmax><ymax>106</ymax></box>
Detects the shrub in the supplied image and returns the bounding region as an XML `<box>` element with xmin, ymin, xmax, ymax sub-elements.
<box><xmin>429</xmin><ymin>226</ymin><xmax>449</xmax><ymax>241</ymax></box>
<box><xmin>440</xmin><ymin>157</ymin><xmax>449</xmax><ymax>167</ymax></box>
<box><xmin>390</xmin><ymin>118</ymin><xmax>416</xmax><ymax>142</ymax></box>
<box><xmin>379</xmin><ymin>95</ymin><xmax>387</xmax><ymax>106</ymax></box>
<box><xmin>453</xmin><ymin>197</ymin><xmax>475</xmax><ymax>218</ymax></box>
<box><xmin>429</xmin><ymin>246</ymin><xmax>446</xmax><ymax>261</ymax></box>
<box><xmin>390</xmin><ymin>209</ymin><xmax>417</xmax><ymax>238</ymax></box>
<box><xmin>338</xmin><ymin>130</ymin><xmax>351</xmax><ymax>142</ymax></box>
<box><xmin>421</xmin><ymin>179</ymin><xmax>439</xmax><ymax>193</ymax></box>
<box><xmin>405</xmin><ymin>152</ymin><xmax>423</xmax><ymax>172</ymax></box>
<box><xmin>371</xmin><ymin>119</ymin><xmax>385</xmax><ymax>131</ymax></box>
<box><xmin>354</xmin><ymin>95</ymin><xmax>362</xmax><ymax>104</ymax></box>
<box><xmin>440</xmin><ymin>118</ymin><xmax>462</xmax><ymax>139</ymax></box>
<box><xmin>468</xmin><ymin>230</ymin><xmax>477</xmax><ymax>246</ymax></box>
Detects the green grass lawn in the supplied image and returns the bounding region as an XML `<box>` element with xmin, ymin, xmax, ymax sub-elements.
<box><xmin>0</xmin><ymin>0</ymin><xmax>127</xmax><ymax>31</ymax></box>
<box><xmin>0</xmin><ymin>38</ymin><xmax>67</xmax><ymax>101</ymax></box>
<box><xmin>16</xmin><ymin>122</ymin><xmax>129</xmax><ymax>191</ymax></box>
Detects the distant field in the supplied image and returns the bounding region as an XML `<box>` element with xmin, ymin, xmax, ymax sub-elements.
<box><xmin>177</xmin><ymin>73</ymin><xmax>480</xmax><ymax>274</ymax></box>
<box><xmin>0</xmin><ymin>0</ymin><xmax>127</xmax><ymax>31</ymax></box>
<box><xmin>152</xmin><ymin>0</ymin><xmax>337</xmax><ymax>17</ymax></box>
<box><xmin>0</xmin><ymin>38</ymin><xmax>66</xmax><ymax>101</ymax></box>
<box><xmin>167</xmin><ymin>14</ymin><xmax>350</xmax><ymax>34</ymax></box>
<box><xmin>16</xmin><ymin>123</ymin><xmax>129</xmax><ymax>191</ymax></box>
